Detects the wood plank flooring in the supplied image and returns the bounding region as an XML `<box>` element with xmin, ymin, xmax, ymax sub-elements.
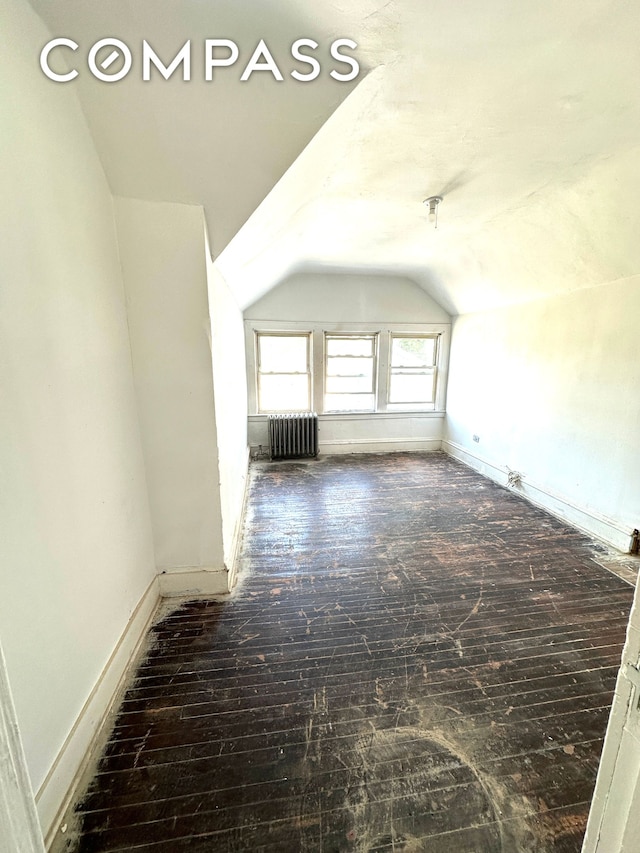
<box><xmin>55</xmin><ymin>452</ymin><xmax>635</xmax><ymax>852</ymax></box>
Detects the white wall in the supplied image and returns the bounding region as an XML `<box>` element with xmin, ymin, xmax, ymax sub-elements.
<box><xmin>206</xmin><ymin>248</ymin><xmax>249</xmax><ymax>580</ymax></box>
<box><xmin>115</xmin><ymin>198</ymin><xmax>226</xmax><ymax>581</ymax></box>
<box><xmin>244</xmin><ymin>271</ymin><xmax>451</xmax><ymax>324</ymax></box>
<box><xmin>245</xmin><ymin>271</ymin><xmax>451</xmax><ymax>455</ymax></box>
<box><xmin>444</xmin><ymin>277</ymin><xmax>640</xmax><ymax>550</ymax></box>
<box><xmin>0</xmin><ymin>0</ymin><xmax>157</xmax><ymax>838</ymax></box>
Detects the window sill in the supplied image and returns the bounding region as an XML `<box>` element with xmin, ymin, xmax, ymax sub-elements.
<box><xmin>249</xmin><ymin>411</ymin><xmax>446</xmax><ymax>420</ymax></box>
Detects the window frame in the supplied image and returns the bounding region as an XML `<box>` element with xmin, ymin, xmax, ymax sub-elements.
<box><xmin>323</xmin><ymin>332</ymin><xmax>378</xmax><ymax>413</ymax></box>
<box><xmin>387</xmin><ymin>333</ymin><xmax>440</xmax><ymax>410</ymax></box>
<box><xmin>245</xmin><ymin>320</ymin><xmax>450</xmax><ymax>418</ymax></box>
<box><xmin>255</xmin><ymin>330</ymin><xmax>312</xmax><ymax>413</ymax></box>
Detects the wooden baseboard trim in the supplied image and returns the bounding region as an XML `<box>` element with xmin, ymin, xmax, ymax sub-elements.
<box><xmin>442</xmin><ymin>440</ymin><xmax>633</xmax><ymax>553</ymax></box>
<box><xmin>158</xmin><ymin>568</ymin><xmax>229</xmax><ymax>597</ymax></box>
<box><xmin>226</xmin><ymin>449</ymin><xmax>251</xmax><ymax>592</ymax></box>
<box><xmin>38</xmin><ymin>577</ymin><xmax>160</xmax><ymax>848</ymax></box>
<box><xmin>317</xmin><ymin>438</ymin><xmax>442</xmax><ymax>455</ymax></box>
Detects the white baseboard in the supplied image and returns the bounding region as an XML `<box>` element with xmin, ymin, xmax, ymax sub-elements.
<box><xmin>158</xmin><ymin>568</ymin><xmax>229</xmax><ymax>597</ymax></box>
<box><xmin>442</xmin><ymin>440</ymin><xmax>634</xmax><ymax>553</ymax></box>
<box><xmin>226</xmin><ymin>448</ymin><xmax>251</xmax><ymax>592</ymax></box>
<box><xmin>37</xmin><ymin>577</ymin><xmax>160</xmax><ymax>848</ymax></box>
<box><xmin>318</xmin><ymin>437</ymin><xmax>442</xmax><ymax>455</ymax></box>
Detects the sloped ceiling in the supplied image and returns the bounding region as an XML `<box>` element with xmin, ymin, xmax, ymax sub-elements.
<box><xmin>30</xmin><ymin>0</ymin><xmax>640</xmax><ymax>314</ymax></box>
<box><xmin>28</xmin><ymin>0</ymin><xmax>362</xmax><ymax>254</ymax></box>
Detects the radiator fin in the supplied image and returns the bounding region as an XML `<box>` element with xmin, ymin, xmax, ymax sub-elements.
<box><xmin>268</xmin><ymin>413</ymin><xmax>318</xmax><ymax>460</ymax></box>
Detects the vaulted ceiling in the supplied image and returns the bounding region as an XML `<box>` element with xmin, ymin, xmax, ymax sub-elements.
<box><xmin>30</xmin><ymin>0</ymin><xmax>640</xmax><ymax>314</ymax></box>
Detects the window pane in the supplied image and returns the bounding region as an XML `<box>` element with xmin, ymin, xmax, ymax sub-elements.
<box><xmin>326</xmin><ymin>375</ymin><xmax>373</xmax><ymax>394</ymax></box>
<box><xmin>259</xmin><ymin>335</ymin><xmax>308</xmax><ymax>373</ymax></box>
<box><xmin>259</xmin><ymin>374</ymin><xmax>309</xmax><ymax>411</ymax></box>
<box><xmin>325</xmin><ymin>392</ymin><xmax>375</xmax><ymax>412</ymax></box>
<box><xmin>389</xmin><ymin>372</ymin><xmax>435</xmax><ymax>404</ymax></box>
<box><xmin>326</xmin><ymin>337</ymin><xmax>373</xmax><ymax>357</ymax></box>
<box><xmin>326</xmin><ymin>357</ymin><xmax>374</xmax><ymax>379</ymax></box>
<box><xmin>391</xmin><ymin>337</ymin><xmax>436</xmax><ymax>367</ymax></box>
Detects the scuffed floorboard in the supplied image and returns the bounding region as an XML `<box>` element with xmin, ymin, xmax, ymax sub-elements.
<box><xmin>55</xmin><ymin>452</ymin><xmax>635</xmax><ymax>852</ymax></box>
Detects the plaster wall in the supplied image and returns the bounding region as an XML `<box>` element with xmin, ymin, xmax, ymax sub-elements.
<box><xmin>0</xmin><ymin>0</ymin><xmax>156</xmax><ymax>831</ymax></box>
<box><xmin>244</xmin><ymin>271</ymin><xmax>451</xmax><ymax>324</ymax></box>
<box><xmin>206</xmin><ymin>253</ymin><xmax>249</xmax><ymax>576</ymax></box>
<box><xmin>444</xmin><ymin>277</ymin><xmax>640</xmax><ymax>548</ymax></box>
<box><xmin>115</xmin><ymin>198</ymin><xmax>225</xmax><ymax>574</ymax></box>
<box><xmin>245</xmin><ymin>272</ymin><xmax>450</xmax><ymax>453</ymax></box>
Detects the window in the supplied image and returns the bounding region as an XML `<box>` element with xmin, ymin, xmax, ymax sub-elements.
<box><xmin>389</xmin><ymin>335</ymin><xmax>438</xmax><ymax>407</ymax></box>
<box><xmin>247</xmin><ymin>323</ymin><xmax>448</xmax><ymax>417</ymax></box>
<box><xmin>324</xmin><ymin>334</ymin><xmax>377</xmax><ymax>412</ymax></box>
<box><xmin>256</xmin><ymin>333</ymin><xmax>311</xmax><ymax>412</ymax></box>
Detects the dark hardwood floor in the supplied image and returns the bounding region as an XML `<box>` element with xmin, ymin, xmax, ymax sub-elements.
<box><xmin>56</xmin><ymin>452</ymin><xmax>635</xmax><ymax>852</ymax></box>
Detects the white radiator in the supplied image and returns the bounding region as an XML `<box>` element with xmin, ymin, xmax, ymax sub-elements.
<box><xmin>268</xmin><ymin>413</ymin><xmax>318</xmax><ymax>460</ymax></box>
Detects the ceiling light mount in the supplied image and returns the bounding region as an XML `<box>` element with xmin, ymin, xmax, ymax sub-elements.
<box><xmin>423</xmin><ymin>195</ymin><xmax>443</xmax><ymax>228</ymax></box>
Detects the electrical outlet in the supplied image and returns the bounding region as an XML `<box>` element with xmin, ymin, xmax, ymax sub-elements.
<box><xmin>472</xmin><ymin>435</ymin><xmax>480</xmax><ymax>443</ymax></box>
